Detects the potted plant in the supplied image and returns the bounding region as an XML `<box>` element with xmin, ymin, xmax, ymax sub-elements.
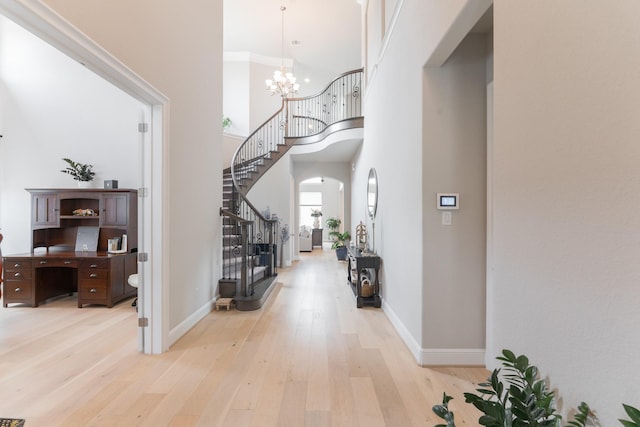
<box><xmin>432</xmin><ymin>349</ymin><xmax>640</xmax><ymax>427</ymax></box>
<box><xmin>326</xmin><ymin>217</ymin><xmax>350</xmax><ymax>260</ymax></box>
<box><xmin>61</xmin><ymin>158</ymin><xmax>95</xmax><ymax>187</ymax></box>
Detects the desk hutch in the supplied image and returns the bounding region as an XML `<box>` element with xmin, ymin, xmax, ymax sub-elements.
<box><xmin>2</xmin><ymin>188</ymin><xmax>138</xmax><ymax>308</ymax></box>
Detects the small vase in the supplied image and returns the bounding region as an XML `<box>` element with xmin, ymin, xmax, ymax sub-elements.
<box><xmin>313</xmin><ymin>217</ymin><xmax>320</xmax><ymax>229</ymax></box>
<box><xmin>77</xmin><ymin>181</ymin><xmax>92</xmax><ymax>188</ymax></box>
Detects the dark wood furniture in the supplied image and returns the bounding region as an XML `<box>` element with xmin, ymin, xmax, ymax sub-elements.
<box><xmin>3</xmin><ymin>250</ymin><xmax>137</xmax><ymax>307</ymax></box>
<box><xmin>312</xmin><ymin>228</ymin><xmax>323</xmax><ymax>248</ymax></box>
<box><xmin>28</xmin><ymin>188</ymin><xmax>137</xmax><ymax>251</ymax></box>
<box><xmin>0</xmin><ymin>232</ymin><xmax>3</xmax><ymax>299</ymax></box>
<box><xmin>2</xmin><ymin>188</ymin><xmax>138</xmax><ymax>308</ymax></box>
<box><xmin>346</xmin><ymin>246</ymin><xmax>381</xmax><ymax>308</ymax></box>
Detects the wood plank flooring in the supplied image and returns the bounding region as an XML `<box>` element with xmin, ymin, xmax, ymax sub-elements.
<box><xmin>0</xmin><ymin>245</ymin><xmax>488</xmax><ymax>426</ymax></box>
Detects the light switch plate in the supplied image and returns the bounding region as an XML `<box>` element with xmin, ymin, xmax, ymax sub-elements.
<box><xmin>442</xmin><ymin>211</ymin><xmax>452</xmax><ymax>225</ymax></box>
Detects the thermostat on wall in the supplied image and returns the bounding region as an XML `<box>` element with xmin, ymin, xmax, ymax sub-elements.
<box><xmin>437</xmin><ymin>193</ymin><xmax>459</xmax><ymax>210</ymax></box>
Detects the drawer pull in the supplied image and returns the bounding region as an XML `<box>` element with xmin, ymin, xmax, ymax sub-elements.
<box><xmin>64</xmin><ymin>260</ymin><xmax>72</xmax><ymax>265</ymax></box>
<box><xmin>90</xmin><ymin>288</ymin><xmax>97</xmax><ymax>293</ymax></box>
<box><xmin>90</xmin><ymin>264</ymin><xmax>98</xmax><ymax>268</ymax></box>
<box><xmin>14</xmin><ymin>287</ymin><xmax>22</xmax><ymax>293</ymax></box>
<box><xmin>89</xmin><ymin>273</ymin><xmax>98</xmax><ymax>278</ymax></box>
<box><xmin>14</xmin><ymin>272</ymin><xmax>22</xmax><ymax>278</ymax></box>
<box><xmin>13</xmin><ymin>263</ymin><xmax>21</xmax><ymax>268</ymax></box>
<box><xmin>40</xmin><ymin>260</ymin><xmax>47</xmax><ymax>265</ymax></box>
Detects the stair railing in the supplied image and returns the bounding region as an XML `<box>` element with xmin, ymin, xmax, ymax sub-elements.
<box><xmin>221</xmin><ymin>68</ymin><xmax>364</xmax><ymax>301</ymax></box>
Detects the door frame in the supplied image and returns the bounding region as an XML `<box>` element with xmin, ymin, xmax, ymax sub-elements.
<box><xmin>0</xmin><ymin>0</ymin><xmax>168</xmax><ymax>354</ymax></box>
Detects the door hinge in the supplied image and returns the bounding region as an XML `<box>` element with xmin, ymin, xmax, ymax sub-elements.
<box><xmin>138</xmin><ymin>252</ymin><xmax>149</xmax><ymax>262</ymax></box>
<box><xmin>138</xmin><ymin>187</ymin><xmax>149</xmax><ymax>197</ymax></box>
<box><xmin>138</xmin><ymin>317</ymin><xmax>149</xmax><ymax>327</ymax></box>
<box><xmin>138</xmin><ymin>122</ymin><xmax>149</xmax><ymax>133</ymax></box>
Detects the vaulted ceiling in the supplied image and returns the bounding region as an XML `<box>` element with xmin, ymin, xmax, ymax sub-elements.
<box><xmin>224</xmin><ymin>0</ymin><xmax>362</xmax><ymax>84</ymax></box>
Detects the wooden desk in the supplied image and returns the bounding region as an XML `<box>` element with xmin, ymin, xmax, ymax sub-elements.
<box><xmin>2</xmin><ymin>250</ymin><xmax>137</xmax><ymax>308</ymax></box>
<box><xmin>346</xmin><ymin>246</ymin><xmax>381</xmax><ymax>308</ymax></box>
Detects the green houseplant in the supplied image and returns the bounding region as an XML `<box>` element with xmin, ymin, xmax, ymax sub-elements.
<box><xmin>222</xmin><ymin>116</ymin><xmax>232</xmax><ymax>130</ymax></box>
<box><xmin>61</xmin><ymin>158</ymin><xmax>95</xmax><ymax>184</ymax></box>
<box><xmin>326</xmin><ymin>217</ymin><xmax>351</xmax><ymax>260</ymax></box>
<box><xmin>432</xmin><ymin>349</ymin><xmax>639</xmax><ymax>427</ymax></box>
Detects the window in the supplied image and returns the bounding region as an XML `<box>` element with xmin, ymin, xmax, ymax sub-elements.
<box><xmin>300</xmin><ymin>191</ymin><xmax>322</xmax><ymax>229</ymax></box>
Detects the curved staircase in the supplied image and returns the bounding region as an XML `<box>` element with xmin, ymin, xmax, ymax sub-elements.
<box><xmin>219</xmin><ymin>68</ymin><xmax>364</xmax><ymax>310</ymax></box>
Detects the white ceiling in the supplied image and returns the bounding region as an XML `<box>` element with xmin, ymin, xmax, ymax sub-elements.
<box><xmin>224</xmin><ymin>0</ymin><xmax>363</xmax><ymax>81</ymax></box>
<box><xmin>224</xmin><ymin>0</ymin><xmax>364</xmax><ymax>163</ymax></box>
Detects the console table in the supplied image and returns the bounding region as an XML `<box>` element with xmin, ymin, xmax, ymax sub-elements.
<box><xmin>312</xmin><ymin>228</ymin><xmax>323</xmax><ymax>248</ymax></box>
<box><xmin>346</xmin><ymin>246</ymin><xmax>381</xmax><ymax>308</ymax></box>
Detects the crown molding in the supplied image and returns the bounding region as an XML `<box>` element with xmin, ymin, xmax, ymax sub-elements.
<box><xmin>224</xmin><ymin>51</ymin><xmax>293</xmax><ymax>68</ymax></box>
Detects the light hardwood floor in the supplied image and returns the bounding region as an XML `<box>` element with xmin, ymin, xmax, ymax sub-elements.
<box><xmin>0</xmin><ymin>245</ymin><xmax>487</xmax><ymax>426</ymax></box>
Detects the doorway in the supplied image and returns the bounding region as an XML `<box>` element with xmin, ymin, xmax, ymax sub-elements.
<box><xmin>0</xmin><ymin>4</ymin><xmax>167</xmax><ymax>354</ymax></box>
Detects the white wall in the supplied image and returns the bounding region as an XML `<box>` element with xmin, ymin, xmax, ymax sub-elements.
<box><xmin>491</xmin><ymin>1</ymin><xmax>640</xmax><ymax>422</ymax></box>
<box><xmin>0</xmin><ymin>15</ymin><xmax>143</xmax><ymax>256</ymax></box>
<box><xmin>250</xmin><ymin>61</ymin><xmax>283</xmax><ymax>131</ymax></box>
<box><xmin>246</xmin><ymin>154</ymin><xmax>293</xmax><ymax>267</ymax></box>
<box><xmin>42</xmin><ymin>0</ymin><xmax>224</xmax><ymax>338</ymax></box>
<box><xmin>299</xmin><ymin>177</ymin><xmax>341</xmax><ymax>241</ymax></box>
<box><xmin>223</xmin><ymin>60</ymin><xmax>250</xmax><ymax>136</ymax></box>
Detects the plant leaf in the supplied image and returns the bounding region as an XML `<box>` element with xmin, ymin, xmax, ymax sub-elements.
<box><xmin>622</xmin><ymin>404</ymin><xmax>640</xmax><ymax>424</ymax></box>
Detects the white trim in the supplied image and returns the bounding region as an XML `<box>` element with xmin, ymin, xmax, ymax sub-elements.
<box><xmin>1</xmin><ymin>0</ymin><xmax>169</xmax><ymax>355</ymax></box>
<box><xmin>382</xmin><ymin>299</ymin><xmax>422</xmax><ymax>362</ymax></box>
<box><xmin>364</xmin><ymin>0</ymin><xmax>404</xmax><ymax>96</ymax></box>
<box><xmin>485</xmin><ymin>80</ymin><xmax>494</xmax><ymax>366</ymax></box>
<box><xmin>168</xmin><ymin>299</ymin><xmax>215</xmax><ymax>347</ymax></box>
<box><xmin>384</xmin><ymin>301</ymin><xmax>485</xmax><ymax>367</ymax></box>
<box><xmin>420</xmin><ymin>348</ymin><xmax>486</xmax><ymax>366</ymax></box>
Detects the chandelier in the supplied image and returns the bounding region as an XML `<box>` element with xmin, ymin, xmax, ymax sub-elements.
<box><xmin>265</xmin><ymin>6</ymin><xmax>299</xmax><ymax>98</ymax></box>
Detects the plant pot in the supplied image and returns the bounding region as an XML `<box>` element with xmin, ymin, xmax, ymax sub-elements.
<box><xmin>218</xmin><ymin>279</ymin><xmax>237</xmax><ymax>298</ymax></box>
<box><xmin>335</xmin><ymin>246</ymin><xmax>348</xmax><ymax>260</ymax></box>
<box><xmin>77</xmin><ymin>181</ymin><xmax>92</xmax><ymax>188</ymax></box>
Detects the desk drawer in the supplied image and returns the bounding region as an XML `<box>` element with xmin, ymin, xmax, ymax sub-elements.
<box><xmin>79</xmin><ymin>269</ymin><xmax>109</xmax><ymax>280</ymax></box>
<box><xmin>80</xmin><ymin>259</ymin><xmax>110</xmax><ymax>270</ymax></box>
<box><xmin>5</xmin><ymin>260</ymin><xmax>33</xmax><ymax>280</ymax></box>
<box><xmin>4</xmin><ymin>279</ymin><xmax>34</xmax><ymax>300</ymax></box>
<box><xmin>34</xmin><ymin>258</ymin><xmax>78</xmax><ymax>268</ymax></box>
<box><xmin>78</xmin><ymin>281</ymin><xmax>108</xmax><ymax>301</ymax></box>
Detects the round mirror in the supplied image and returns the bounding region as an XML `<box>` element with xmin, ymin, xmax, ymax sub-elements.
<box><xmin>367</xmin><ymin>168</ymin><xmax>378</xmax><ymax>219</ymax></box>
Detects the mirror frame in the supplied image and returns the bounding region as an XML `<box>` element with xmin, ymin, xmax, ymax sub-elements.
<box><xmin>367</xmin><ymin>168</ymin><xmax>378</xmax><ymax>220</ymax></box>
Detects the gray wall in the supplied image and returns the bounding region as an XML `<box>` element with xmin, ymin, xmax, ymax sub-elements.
<box><xmin>490</xmin><ymin>1</ymin><xmax>640</xmax><ymax>421</ymax></box>
<box><xmin>361</xmin><ymin>0</ymin><xmax>640</xmax><ymax>422</ymax></box>
<box><xmin>422</xmin><ymin>33</ymin><xmax>487</xmax><ymax>351</ymax></box>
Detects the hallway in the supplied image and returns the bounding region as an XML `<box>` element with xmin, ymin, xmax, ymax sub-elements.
<box><xmin>0</xmin><ymin>245</ymin><xmax>487</xmax><ymax>426</ymax></box>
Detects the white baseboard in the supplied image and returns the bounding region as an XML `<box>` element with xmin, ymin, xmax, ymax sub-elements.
<box><xmin>382</xmin><ymin>300</ymin><xmax>485</xmax><ymax>367</ymax></box>
<box><xmin>168</xmin><ymin>299</ymin><xmax>214</xmax><ymax>347</ymax></box>
<box><xmin>382</xmin><ymin>299</ymin><xmax>423</xmax><ymax>361</ymax></box>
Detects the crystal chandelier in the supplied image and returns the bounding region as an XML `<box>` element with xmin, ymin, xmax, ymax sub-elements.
<box><xmin>265</xmin><ymin>6</ymin><xmax>299</xmax><ymax>98</ymax></box>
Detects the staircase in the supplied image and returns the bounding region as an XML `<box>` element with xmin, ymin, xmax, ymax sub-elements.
<box><xmin>219</xmin><ymin>68</ymin><xmax>364</xmax><ymax>311</ymax></box>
